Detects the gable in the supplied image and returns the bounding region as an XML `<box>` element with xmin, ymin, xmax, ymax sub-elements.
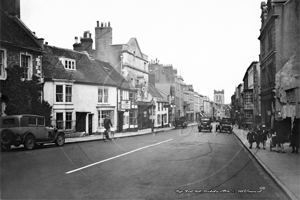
<box><xmin>0</xmin><ymin>10</ymin><xmax>43</xmax><ymax>52</ymax></box>
<box><xmin>127</xmin><ymin>38</ymin><xmax>142</xmax><ymax>58</ymax></box>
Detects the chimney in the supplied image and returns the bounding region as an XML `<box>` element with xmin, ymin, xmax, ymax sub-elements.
<box><xmin>95</xmin><ymin>21</ymin><xmax>112</xmax><ymax>62</ymax></box>
<box><xmin>0</xmin><ymin>0</ymin><xmax>20</xmax><ymax>18</ymax></box>
<box><xmin>80</xmin><ymin>31</ymin><xmax>93</xmax><ymax>54</ymax></box>
<box><xmin>73</xmin><ymin>36</ymin><xmax>82</xmax><ymax>51</ymax></box>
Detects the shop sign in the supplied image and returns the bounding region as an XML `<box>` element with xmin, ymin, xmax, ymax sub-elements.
<box><xmin>121</xmin><ymin>100</ymin><xmax>131</xmax><ymax>110</ymax></box>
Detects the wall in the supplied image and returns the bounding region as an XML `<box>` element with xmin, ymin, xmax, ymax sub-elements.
<box><xmin>44</xmin><ymin>81</ymin><xmax>118</xmax><ymax>133</ymax></box>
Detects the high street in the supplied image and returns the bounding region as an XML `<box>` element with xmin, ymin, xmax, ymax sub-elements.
<box><xmin>1</xmin><ymin>124</ymin><xmax>290</xmax><ymax>200</ymax></box>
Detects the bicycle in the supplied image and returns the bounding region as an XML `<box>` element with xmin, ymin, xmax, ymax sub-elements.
<box><xmin>103</xmin><ymin>129</ymin><xmax>114</xmax><ymax>142</ymax></box>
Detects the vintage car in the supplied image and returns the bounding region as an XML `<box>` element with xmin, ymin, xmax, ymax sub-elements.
<box><xmin>198</xmin><ymin>117</ymin><xmax>212</xmax><ymax>132</ymax></box>
<box><xmin>174</xmin><ymin>116</ymin><xmax>188</xmax><ymax>129</ymax></box>
<box><xmin>216</xmin><ymin>117</ymin><xmax>233</xmax><ymax>133</ymax></box>
<box><xmin>0</xmin><ymin>114</ymin><xmax>65</xmax><ymax>151</ymax></box>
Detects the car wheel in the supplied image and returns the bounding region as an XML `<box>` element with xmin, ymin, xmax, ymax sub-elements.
<box><xmin>1</xmin><ymin>129</ymin><xmax>13</xmax><ymax>145</ymax></box>
<box><xmin>55</xmin><ymin>133</ymin><xmax>65</xmax><ymax>147</ymax></box>
<box><xmin>24</xmin><ymin>135</ymin><xmax>35</xmax><ymax>150</ymax></box>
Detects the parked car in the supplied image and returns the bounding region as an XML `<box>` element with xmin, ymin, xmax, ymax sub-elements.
<box><xmin>174</xmin><ymin>117</ymin><xmax>188</xmax><ymax>129</ymax></box>
<box><xmin>198</xmin><ymin>117</ymin><xmax>212</xmax><ymax>132</ymax></box>
<box><xmin>0</xmin><ymin>114</ymin><xmax>65</xmax><ymax>151</ymax></box>
<box><xmin>216</xmin><ymin>117</ymin><xmax>232</xmax><ymax>133</ymax></box>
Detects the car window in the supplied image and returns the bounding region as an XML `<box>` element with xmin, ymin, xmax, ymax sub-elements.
<box><xmin>2</xmin><ymin>118</ymin><xmax>15</xmax><ymax>126</ymax></box>
<box><xmin>37</xmin><ymin>117</ymin><xmax>45</xmax><ymax>126</ymax></box>
<box><xmin>28</xmin><ymin>117</ymin><xmax>37</xmax><ymax>126</ymax></box>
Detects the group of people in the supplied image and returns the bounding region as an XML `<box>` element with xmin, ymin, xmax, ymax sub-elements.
<box><xmin>247</xmin><ymin>119</ymin><xmax>299</xmax><ymax>153</ymax></box>
<box><xmin>246</xmin><ymin>124</ymin><xmax>268</xmax><ymax>150</ymax></box>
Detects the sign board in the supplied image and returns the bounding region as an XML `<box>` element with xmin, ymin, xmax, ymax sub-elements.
<box><xmin>121</xmin><ymin>100</ymin><xmax>131</xmax><ymax>110</ymax></box>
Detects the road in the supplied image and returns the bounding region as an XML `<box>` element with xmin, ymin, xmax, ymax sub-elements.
<box><xmin>1</xmin><ymin>124</ymin><xmax>290</xmax><ymax>199</ymax></box>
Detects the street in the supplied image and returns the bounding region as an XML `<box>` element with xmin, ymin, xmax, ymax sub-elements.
<box><xmin>1</xmin><ymin>124</ymin><xmax>290</xmax><ymax>200</ymax></box>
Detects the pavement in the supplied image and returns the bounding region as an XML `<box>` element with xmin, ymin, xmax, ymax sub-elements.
<box><xmin>65</xmin><ymin>123</ymin><xmax>300</xmax><ymax>200</ymax></box>
<box><xmin>233</xmin><ymin>126</ymin><xmax>300</xmax><ymax>200</ymax></box>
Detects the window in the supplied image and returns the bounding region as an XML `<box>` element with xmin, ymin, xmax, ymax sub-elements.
<box><xmin>129</xmin><ymin>110</ymin><xmax>137</xmax><ymax>124</ymax></box>
<box><xmin>268</xmin><ymin>29</ymin><xmax>272</xmax><ymax>50</ymax></box>
<box><xmin>66</xmin><ymin>112</ymin><xmax>72</xmax><ymax>129</ymax></box>
<box><xmin>66</xmin><ymin>85</ymin><xmax>72</xmax><ymax>102</ymax></box>
<box><xmin>3</xmin><ymin>119</ymin><xmax>15</xmax><ymax>126</ymax></box>
<box><xmin>0</xmin><ymin>49</ymin><xmax>7</xmax><ymax>79</ymax></box>
<box><xmin>129</xmin><ymin>92</ymin><xmax>135</xmax><ymax>103</ymax></box>
<box><xmin>37</xmin><ymin>117</ymin><xmax>45</xmax><ymax>126</ymax></box>
<box><xmin>120</xmin><ymin>90</ymin><xmax>123</xmax><ymax>101</ymax></box>
<box><xmin>56</xmin><ymin>113</ymin><xmax>63</xmax><ymax>129</ymax></box>
<box><xmin>98</xmin><ymin>88</ymin><xmax>108</xmax><ymax>103</ymax></box>
<box><xmin>158</xmin><ymin>103</ymin><xmax>160</xmax><ymax>111</ymax></box>
<box><xmin>21</xmin><ymin>53</ymin><xmax>32</xmax><ymax>80</ymax></box>
<box><xmin>98</xmin><ymin>110</ymin><xmax>113</xmax><ymax>127</ymax></box>
<box><xmin>157</xmin><ymin>114</ymin><xmax>161</xmax><ymax>124</ymax></box>
<box><xmin>28</xmin><ymin>117</ymin><xmax>36</xmax><ymax>125</ymax></box>
<box><xmin>60</xmin><ymin>58</ymin><xmax>76</xmax><ymax>70</ymax></box>
<box><xmin>56</xmin><ymin>85</ymin><xmax>63</xmax><ymax>102</ymax></box>
<box><xmin>163</xmin><ymin>114</ymin><xmax>167</xmax><ymax>123</ymax></box>
<box><xmin>56</xmin><ymin>85</ymin><xmax>72</xmax><ymax>103</ymax></box>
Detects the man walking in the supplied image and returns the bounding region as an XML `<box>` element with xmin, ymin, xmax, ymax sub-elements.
<box><xmin>104</xmin><ymin>115</ymin><xmax>113</xmax><ymax>141</ymax></box>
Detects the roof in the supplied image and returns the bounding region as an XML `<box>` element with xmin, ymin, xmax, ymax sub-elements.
<box><xmin>95</xmin><ymin>60</ymin><xmax>134</xmax><ymax>91</ymax></box>
<box><xmin>148</xmin><ymin>83</ymin><xmax>167</xmax><ymax>102</ymax></box>
<box><xmin>0</xmin><ymin>9</ymin><xmax>43</xmax><ymax>52</ymax></box>
<box><xmin>43</xmin><ymin>45</ymin><xmax>117</xmax><ymax>86</ymax></box>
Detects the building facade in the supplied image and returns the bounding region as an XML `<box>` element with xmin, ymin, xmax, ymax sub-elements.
<box><xmin>259</xmin><ymin>0</ymin><xmax>300</xmax><ymax>126</ymax></box>
<box><xmin>0</xmin><ymin>3</ymin><xmax>44</xmax><ymax>115</ymax></box>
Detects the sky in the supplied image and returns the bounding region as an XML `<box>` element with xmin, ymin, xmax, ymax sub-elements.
<box><xmin>21</xmin><ymin>0</ymin><xmax>263</xmax><ymax>104</ymax></box>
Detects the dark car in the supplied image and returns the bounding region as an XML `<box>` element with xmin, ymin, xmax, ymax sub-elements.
<box><xmin>0</xmin><ymin>115</ymin><xmax>65</xmax><ymax>151</ymax></box>
<box><xmin>216</xmin><ymin>117</ymin><xmax>232</xmax><ymax>133</ymax></box>
<box><xmin>198</xmin><ymin>117</ymin><xmax>212</xmax><ymax>132</ymax></box>
<box><xmin>174</xmin><ymin>117</ymin><xmax>188</xmax><ymax>129</ymax></box>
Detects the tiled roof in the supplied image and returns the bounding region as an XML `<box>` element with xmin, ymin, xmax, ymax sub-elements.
<box><xmin>0</xmin><ymin>9</ymin><xmax>43</xmax><ymax>52</ymax></box>
<box><xmin>148</xmin><ymin>83</ymin><xmax>167</xmax><ymax>102</ymax></box>
<box><xmin>95</xmin><ymin>60</ymin><xmax>134</xmax><ymax>91</ymax></box>
<box><xmin>43</xmin><ymin>45</ymin><xmax>116</xmax><ymax>86</ymax></box>
<box><xmin>155</xmin><ymin>83</ymin><xmax>171</xmax><ymax>102</ymax></box>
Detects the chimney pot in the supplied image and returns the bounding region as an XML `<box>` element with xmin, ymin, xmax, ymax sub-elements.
<box><xmin>75</xmin><ymin>37</ymin><xmax>78</xmax><ymax>43</ymax></box>
<box><xmin>97</xmin><ymin>21</ymin><xmax>99</xmax><ymax>27</ymax></box>
<box><xmin>108</xmin><ymin>22</ymin><xmax>110</xmax><ymax>27</ymax></box>
<box><xmin>33</xmin><ymin>32</ymin><xmax>35</xmax><ymax>35</ymax></box>
<box><xmin>101</xmin><ymin>22</ymin><xmax>103</xmax><ymax>27</ymax></box>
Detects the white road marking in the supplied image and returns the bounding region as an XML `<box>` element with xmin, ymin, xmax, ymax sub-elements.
<box><xmin>65</xmin><ymin>138</ymin><xmax>173</xmax><ymax>174</ymax></box>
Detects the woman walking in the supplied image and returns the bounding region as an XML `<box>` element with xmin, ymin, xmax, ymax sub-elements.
<box><xmin>290</xmin><ymin>119</ymin><xmax>299</xmax><ymax>153</ymax></box>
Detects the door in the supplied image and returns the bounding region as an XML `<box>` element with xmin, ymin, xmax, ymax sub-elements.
<box><xmin>88</xmin><ymin>114</ymin><xmax>93</xmax><ymax>135</ymax></box>
<box><xmin>118</xmin><ymin>112</ymin><xmax>124</xmax><ymax>132</ymax></box>
<box><xmin>76</xmin><ymin>112</ymin><xmax>87</xmax><ymax>132</ymax></box>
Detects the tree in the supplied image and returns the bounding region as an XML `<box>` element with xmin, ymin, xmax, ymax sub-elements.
<box><xmin>1</xmin><ymin>65</ymin><xmax>52</xmax><ymax>125</ymax></box>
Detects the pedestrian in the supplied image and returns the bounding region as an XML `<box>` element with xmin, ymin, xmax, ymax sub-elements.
<box><xmin>247</xmin><ymin>126</ymin><xmax>256</xmax><ymax>149</ymax></box>
<box><xmin>104</xmin><ymin>115</ymin><xmax>113</xmax><ymax>141</ymax></box>
<box><xmin>290</xmin><ymin>119</ymin><xmax>299</xmax><ymax>153</ymax></box>
<box><xmin>274</xmin><ymin>119</ymin><xmax>289</xmax><ymax>153</ymax></box>
<box><xmin>256</xmin><ymin>124</ymin><xmax>268</xmax><ymax>149</ymax></box>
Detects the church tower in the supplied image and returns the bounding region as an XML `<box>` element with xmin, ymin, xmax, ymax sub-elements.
<box><xmin>214</xmin><ymin>90</ymin><xmax>224</xmax><ymax>105</ymax></box>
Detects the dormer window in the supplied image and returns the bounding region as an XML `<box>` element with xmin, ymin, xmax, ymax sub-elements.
<box><xmin>59</xmin><ymin>57</ymin><xmax>76</xmax><ymax>70</ymax></box>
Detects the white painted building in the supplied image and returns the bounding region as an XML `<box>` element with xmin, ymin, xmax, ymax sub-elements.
<box><xmin>42</xmin><ymin>45</ymin><xmax>126</xmax><ymax>134</ymax></box>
